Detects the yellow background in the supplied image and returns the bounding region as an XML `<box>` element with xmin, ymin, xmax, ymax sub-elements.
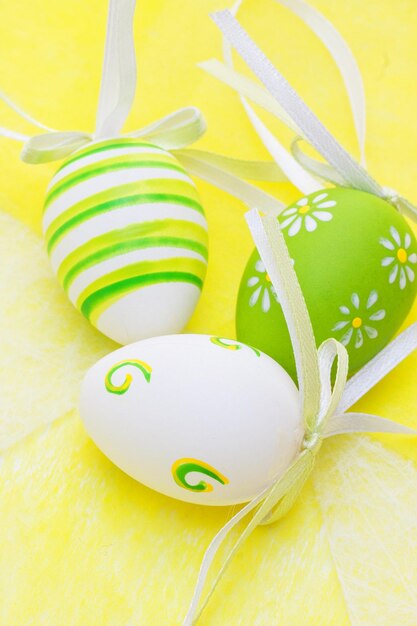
<box><xmin>1</xmin><ymin>1</ymin><xmax>417</xmax><ymax>624</ymax></box>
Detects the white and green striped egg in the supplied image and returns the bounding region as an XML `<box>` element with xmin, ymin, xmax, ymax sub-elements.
<box><xmin>43</xmin><ymin>138</ymin><xmax>208</xmax><ymax>344</ymax></box>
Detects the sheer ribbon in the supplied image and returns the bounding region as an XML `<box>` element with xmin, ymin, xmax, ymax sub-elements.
<box><xmin>199</xmin><ymin>3</ymin><xmax>417</xmax><ymax>222</ymax></box>
<box><xmin>183</xmin><ymin>8</ymin><xmax>417</xmax><ymax>623</ymax></box>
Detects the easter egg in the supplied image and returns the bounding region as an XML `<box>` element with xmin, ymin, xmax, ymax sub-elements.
<box><xmin>237</xmin><ymin>188</ymin><xmax>417</xmax><ymax>380</ymax></box>
<box><xmin>79</xmin><ymin>334</ymin><xmax>302</xmax><ymax>505</ymax></box>
<box><xmin>42</xmin><ymin>138</ymin><xmax>208</xmax><ymax>344</ymax></box>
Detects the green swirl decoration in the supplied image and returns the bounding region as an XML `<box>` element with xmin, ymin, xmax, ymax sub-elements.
<box><xmin>172</xmin><ymin>458</ymin><xmax>229</xmax><ymax>492</ymax></box>
<box><xmin>210</xmin><ymin>336</ymin><xmax>260</xmax><ymax>357</ymax></box>
<box><xmin>105</xmin><ymin>359</ymin><xmax>152</xmax><ymax>395</ymax></box>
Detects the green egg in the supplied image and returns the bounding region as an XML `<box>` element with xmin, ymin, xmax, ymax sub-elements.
<box><xmin>236</xmin><ymin>188</ymin><xmax>417</xmax><ymax>380</ymax></box>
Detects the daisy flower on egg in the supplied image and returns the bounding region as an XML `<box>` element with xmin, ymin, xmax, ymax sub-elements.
<box><xmin>279</xmin><ymin>192</ymin><xmax>336</xmax><ymax>237</ymax></box>
<box><xmin>247</xmin><ymin>259</ymin><xmax>279</xmax><ymax>313</ymax></box>
<box><xmin>332</xmin><ymin>291</ymin><xmax>386</xmax><ymax>349</ymax></box>
<box><xmin>247</xmin><ymin>258</ymin><xmax>295</xmax><ymax>312</ymax></box>
<box><xmin>380</xmin><ymin>226</ymin><xmax>417</xmax><ymax>290</ymax></box>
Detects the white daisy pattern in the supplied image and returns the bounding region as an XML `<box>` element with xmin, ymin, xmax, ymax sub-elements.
<box><xmin>247</xmin><ymin>259</ymin><xmax>279</xmax><ymax>312</ymax></box>
<box><xmin>380</xmin><ymin>226</ymin><xmax>417</xmax><ymax>290</ymax></box>
<box><xmin>332</xmin><ymin>291</ymin><xmax>386</xmax><ymax>349</ymax></box>
<box><xmin>279</xmin><ymin>192</ymin><xmax>336</xmax><ymax>237</ymax></box>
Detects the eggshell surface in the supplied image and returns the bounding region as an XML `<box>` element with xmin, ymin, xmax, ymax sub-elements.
<box><xmin>43</xmin><ymin>138</ymin><xmax>208</xmax><ymax>344</ymax></box>
<box><xmin>237</xmin><ymin>188</ymin><xmax>417</xmax><ymax>380</ymax></box>
<box><xmin>79</xmin><ymin>334</ymin><xmax>302</xmax><ymax>505</ymax></box>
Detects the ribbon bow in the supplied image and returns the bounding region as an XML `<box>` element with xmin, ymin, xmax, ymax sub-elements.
<box><xmin>16</xmin><ymin>106</ymin><xmax>208</xmax><ymax>165</ymax></box>
<box><xmin>200</xmin><ymin>1</ymin><xmax>417</xmax><ymax>223</ymax></box>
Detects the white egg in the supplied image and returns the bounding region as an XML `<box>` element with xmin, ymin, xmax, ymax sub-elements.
<box><xmin>43</xmin><ymin>138</ymin><xmax>208</xmax><ymax>344</ymax></box>
<box><xmin>79</xmin><ymin>334</ymin><xmax>303</xmax><ymax>505</ymax></box>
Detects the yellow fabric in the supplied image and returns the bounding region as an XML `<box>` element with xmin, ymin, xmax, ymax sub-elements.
<box><xmin>1</xmin><ymin>1</ymin><xmax>417</xmax><ymax>624</ymax></box>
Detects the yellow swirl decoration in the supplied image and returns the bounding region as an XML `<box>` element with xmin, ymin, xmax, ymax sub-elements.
<box><xmin>210</xmin><ymin>336</ymin><xmax>261</xmax><ymax>357</ymax></box>
<box><xmin>172</xmin><ymin>458</ymin><xmax>229</xmax><ymax>492</ymax></box>
<box><xmin>105</xmin><ymin>359</ymin><xmax>152</xmax><ymax>395</ymax></box>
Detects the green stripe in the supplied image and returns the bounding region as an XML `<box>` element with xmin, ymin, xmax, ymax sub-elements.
<box><xmin>46</xmin><ymin>155</ymin><xmax>186</xmax><ymax>209</ymax></box>
<box><xmin>58</xmin><ymin>218</ymin><xmax>208</xmax><ymax>287</ymax></box>
<box><xmin>45</xmin><ymin>181</ymin><xmax>204</xmax><ymax>253</ymax></box>
<box><xmin>61</xmin><ymin>235</ymin><xmax>208</xmax><ymax>291</ymax></box>
<box><xmin>77</xmin><ymin>256</ymin><xmax>205</xmax><ymax>323</ymax></box>
<box><xmin>81</xmin><ymin>271</ymin><xmax>204</xmax><ymax>324</ymax></box>
<box><xmin>58</xmin><ymin>219</ymin><xmax>207</xmax><ymax>285</ymax></box>
<box><xmin>45</xmin><ymin>178</ymin><xmax>200</xmax><ymax>232</ymax></box>
<box><xmin>55</xmin><ymin>138</ymin><xmax>162</xmax><ymax>174</ymax></box>
<box><xmin>78</xmin><ymin>255</ymin><xmax>205</xmax><ymax>302</ymax></box>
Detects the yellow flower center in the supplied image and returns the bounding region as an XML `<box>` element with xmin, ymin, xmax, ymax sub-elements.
<box><xmin>397</xmin><ymin>248</ymin><xmax>408</xmax><ymax>263</ymax></box>
<box><xmin>352</xmin><ymin>317</ymin><xmax>362</xmax><ymax>329</ymax></box>
<box><xmin>265</xmin><ymin>273</ymin><xmax>271</xmax><ymax>282</ymax></box>
<box><xmin>299</xmin><ymin>204</ymin><xmax>310</xmax><ymax>214</ymax></box>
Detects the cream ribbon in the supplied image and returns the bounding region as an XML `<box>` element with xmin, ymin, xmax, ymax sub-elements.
<box><xmin>183</xmin><ymin>10</ymin><xmax>417</xmax><ymax>623</ymax></box>
<box><xmin>183</xmin><ymin>207</ymin><xmax>417</xmax><ymax>626</ymax></box>
<box><xmin>0</xmin><ymin>0</ymin><xmax>290</xmax><ymax>217</ymax></box>
<box><xmin>200</xmin><ymin>5</ymin><xmax>417</xmax><ymax>223</ymax></box>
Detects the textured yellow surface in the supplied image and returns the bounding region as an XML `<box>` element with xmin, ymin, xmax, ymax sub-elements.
<box><xmin>1</xmin><ymin>1</ymin><xmax>417</xmax><ymax>624</ymax></box>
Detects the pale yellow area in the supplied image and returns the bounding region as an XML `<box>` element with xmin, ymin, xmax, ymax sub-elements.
<box><xmin>0</xmin><ymin>1</ymin><xmax>417</xmax><ymax>624</ymax></box>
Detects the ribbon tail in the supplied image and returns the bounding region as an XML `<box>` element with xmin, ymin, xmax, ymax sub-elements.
<box><xmin>182</xmin><ymin>486</ymin><xmax>268</xmax><ymax>626</ymax></box>
<box><xmin>245</xmin><ymin>209</ymin><xmax>321</xmax><ymax>425</ymax></box>
<box><xmin>0</xmin><ymin>91</ymin><xmax>57</xmax><ymax>148</ymax></box>
<box><xmin>291</xmin><ymin>137</ymin><xmax>350</xmax><ymax>187</ymax></box>
<box><xmin>223</xmin><ymin>0</ymin><xmax>363</xmax><ymax>191</ymax></box>
<box><xmin>221</xmin><ymin>3</ymin><xmax>321</xmax><ymax>196</ymax></box>
<box><xmin>176</xmin><ymin>150</ymin><xmax>285</xmax><ymax>216</ymax></box>
<box><xmin>240</xmin><ymin>98</ymin><xmax>322</xmax><ymax>194</ymax></box>
<box><xmin>0</xmin><ymin>127</ymin><xmax>29</xmax><ymax>142</ymax></box>
<box><xmin>259</xmin><ymin>453</ymin><xmax>314</xmax><ymax>525</ymax></box>
<box><xmin>210</xmin><ymin>10</ymin><xmax>383</xmax><ymax>197</ymax></box>
<box><xmin>94</xmin><ymin>0</ymin><xmax>137</xmax><ymax>138</ymax></box>
<box><xmin>324</xmin><ymin>412</ymin><xmax>417</xmax><ymax>437</ymax></box>
<box><xmin>395</xmin><ymin>195</ymin><xmax>417</xmax><ymax>225</ymax></box>
<box><xmin>176</xmin><ymin>148</ymin><xmax>290</xmax><ymax>182</ymax></box>
<box><xmin>272</xmin><ymin>0</ymin><xmax>367</xmax><ymax>166</ymax></box>
<box><xmin>0</xmin><ymin>90</ymin><xmax>56</xmax><ymax>133</ymax></box>
<box><xmin>183</xmin><ymin>451</ymin><xmax>313</xmax><ymax>626</ymax></box>
<box><xmin>338</xmin><ymin>322</ymin><xmax>417</xmax><ymax>413</ymax></box>
<box><xmin>199</xmin><ymin>59</ymin><xmax>302</xmax><ymax>136</ymax></box>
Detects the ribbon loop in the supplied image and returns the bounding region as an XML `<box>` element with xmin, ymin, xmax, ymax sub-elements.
<box><xmin>21</xmin><ymin>131</ymin><xmax>93</xmax><ymax>164</ymax></box>
<box><xmin>317</xmin><ymin>338</ymin><xmax>349</xmax><ymax>424</ymax></box>
<box><xmin>127</xmin><ymin>106</ymin><xmax>207</xmax><ymax>150</ymax></box>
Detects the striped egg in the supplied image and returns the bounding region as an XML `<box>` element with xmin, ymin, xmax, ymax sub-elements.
<box><xmin>42</xmin><ymin>138</ymin><xmax>208</xmax><ymax>344</ymax></box>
